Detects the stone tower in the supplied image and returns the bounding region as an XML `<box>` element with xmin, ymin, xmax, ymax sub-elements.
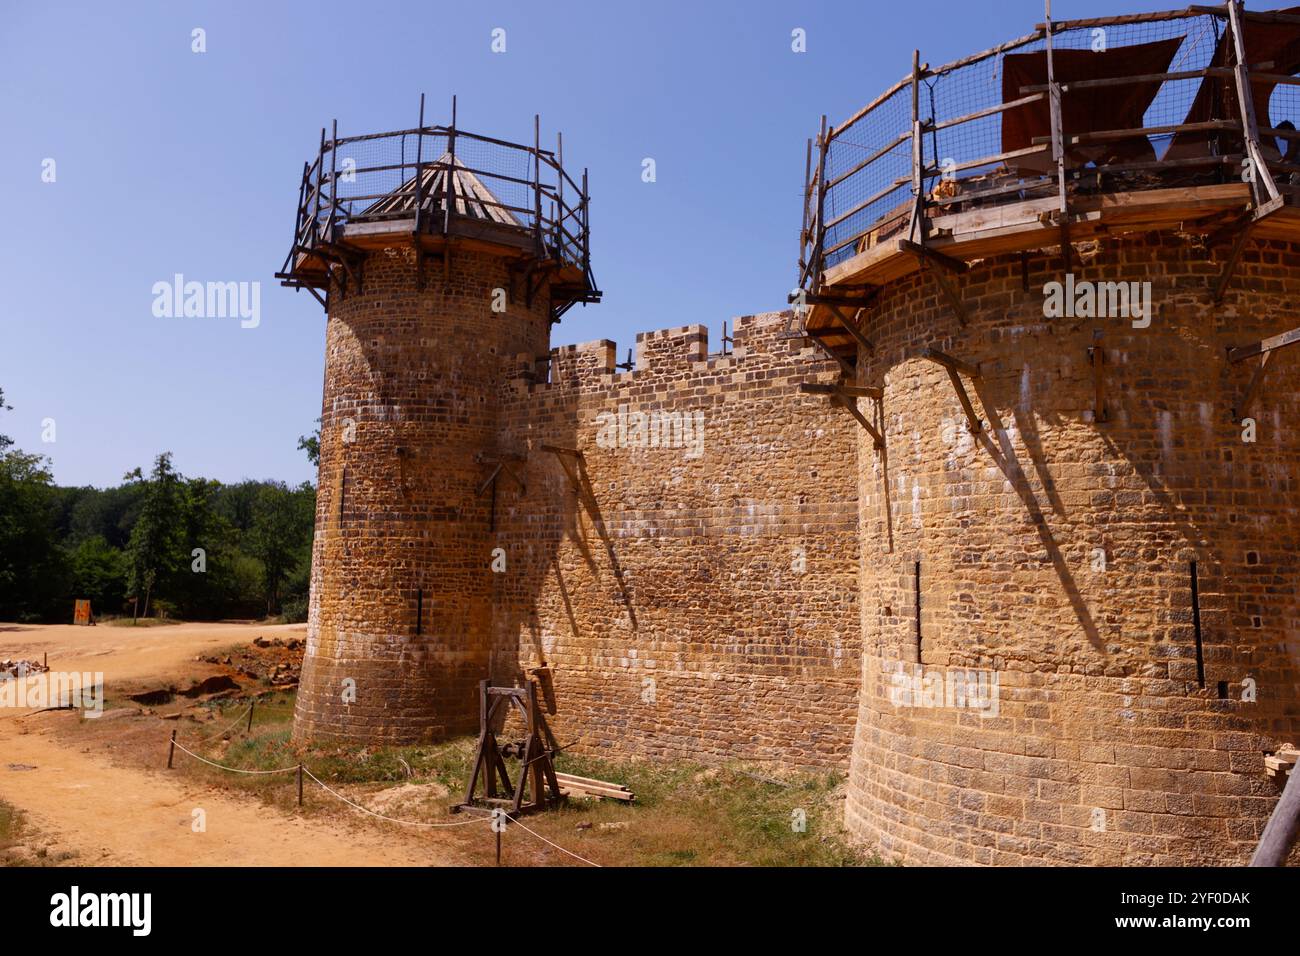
<box><xmin>278</xmin><ymin>111</ymin><xmax>598</xmax><ymax>744</ymax></box>
<box><xmin>799</xmin><ymin>2</ymin><xmax>1300</xmax><ymax>865</ymax></box>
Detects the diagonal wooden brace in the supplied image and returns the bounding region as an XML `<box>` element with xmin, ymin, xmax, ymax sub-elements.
<box><xmin>922</xmin><ymin>347</ymin><xmax>983</xmax><ymax>433</ymax></box>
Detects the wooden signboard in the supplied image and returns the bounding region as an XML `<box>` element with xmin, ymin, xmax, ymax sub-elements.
<box><xmin>73</xmin><ymin>599</ymin><xmax>93</xmax><ymax>626</ymax></box>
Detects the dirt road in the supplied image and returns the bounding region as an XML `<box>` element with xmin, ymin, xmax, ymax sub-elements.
<box><xmin>0</xmin><ymin>621</ymin><xmax>470</xmax><ymax>866</ymax></box>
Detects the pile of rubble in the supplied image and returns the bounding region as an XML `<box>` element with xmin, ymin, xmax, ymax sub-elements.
<box><xmin>0</xmin><ymin>659</ymin><xmax>50</xmax><ymax>681</ymax></box>
<box><xmin>196</xmin><ymin>636</ymin><xmax>303</xmax><ymax>688</ymax></box>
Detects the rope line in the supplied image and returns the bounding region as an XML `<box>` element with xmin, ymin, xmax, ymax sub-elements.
<box><xmin>191</xmin><ymin>702</ymin><xmax>255</xmax><ymax>743</ymax></box>
<box><xmin>171</xmin><ymin>739</ymin><xmax>299</xmax><ymax>775</ymax></box>
<box><xmin>504</xmin><ymin>814</ymin><xmax>602</xmax><ymax>868</ymax></box>
<box><xmin>300</xmin><ymin>767</ymin><xmax>493</xmax><ymax>829</ymax></box>
<box><xmin>171</xmin><ymin>737</ymin><xmax>600</xmax><ymax>863</ymax></box>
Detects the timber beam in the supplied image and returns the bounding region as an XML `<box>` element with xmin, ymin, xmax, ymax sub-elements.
<box><xmin>799</xmin><ymin>382</ymin><xmax>884</xmax><ymax>400</ymax></box>
<box><xmin>787</xmin><ymin>290</ymin><xmax>881</xmax><ymax>309</ymax></box>
<box><xmin>1227</xmin><ymin>323</ymin><xmax>1300</xmax><ymax>417</ymax></box>
<box><xmin>898</xmin><ymin>238</ymin><xmax>969</xmax><ymax>274</ymax></box>
<box><xmin>1228</xmin><ymin>325</ymin><xmax>1300</xmax><ymax>363</ymax></box>
<box><xmin>922</xmin><ymin>348</ymin><xmax>983</xmax><ymax>433</ymax></box>
<box><xmin>900</xmin><ymin>239</ymin><xmax>968</xmax><ymax>326</ymax></box>
<box><xmin>825</xmin><ymin>303</ymin><xmax>876</xmax><ymax>353</ymax></box>
<box><xmin>1087</xmin><ymin>330</ymin><xmax>1108</xmax><ymax>423</ymax></box>
<box><xmin>831</xmin><ymin>395</ymin><xmax>885</xmax><ymax>450</ymax></box>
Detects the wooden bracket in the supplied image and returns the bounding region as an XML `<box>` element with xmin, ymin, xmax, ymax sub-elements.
<box><xmin>898</xmin><ymin>239</ymin><xmax>969</xmax><ymax>275</ymax></box>
<box><xmin>1227</xmin><ymin>323</ymin><xmax>1300</xmax><ymax>416</ymax></box>
<box><xmin>1236</xmin><ymin>351</ymin><xmax>1273</xmax><ymax>419</ymax></box>
<box><xmin>922</xmin><ymin>347</ymin><xmax>983</xmax><ymax>432</ymax></box>
<box><xmin>1213</xmin><ymin>221</ymin><xmax>1256</xmax><ymax>303</ymax></box>
<box><xmin>803</xmin><ymin>328</ymin><xmax>857</xmax><ymax>379</ymax></box>
<box><xmin>799</xmin><ymin>382</ymin><xmax>884</xmax><ymax>400</ymax></box>
<box><xmin>899</xmin><ymin>240</ymin><xmax>968</xmax><ymax>327</ymax></box>
<box><xmin>825</xmin><ymin>303</ymin><xmax>875</xmax><ymax>353</ymax></box>
<box><xmin>477</xmin><ymin>461</ymin><xmax>528</xmax><ymax>533</ymax></box>
<box><xmin>832</xmin><ymin>395</ymin><xmax>885</xmax><ymax>450</ymax></box>
<box><xmin>1087</xmin><ymin>330</ymin><xmax>1108</xmax><ymax>423</ymax></box>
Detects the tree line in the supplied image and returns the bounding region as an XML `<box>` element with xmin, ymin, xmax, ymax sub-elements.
<box><xmin>0</xmin><ymin>387</ymin><xmax>317</xmax><ymax>623</ymax></box>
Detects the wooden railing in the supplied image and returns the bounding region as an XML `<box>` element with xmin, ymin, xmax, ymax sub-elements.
<box><xmin>798</xmin><ymin>1</ymin><xmax>1293</xmax><ymax>293</ymax></box>
<box><xmin>279</xmin><ymin>104</ymin><xmax>595</xmax><ymax>302</ymax></box>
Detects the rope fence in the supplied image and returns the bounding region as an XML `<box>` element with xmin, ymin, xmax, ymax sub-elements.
<box><xmin>165</xmin><ymin>718</ymin><xmax>602</xmax><ymax>866</ymax></box>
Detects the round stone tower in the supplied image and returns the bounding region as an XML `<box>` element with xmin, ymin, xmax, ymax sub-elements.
<box><xmin>278</xmin><ymin>112</ymin><xmax>598</xmax><ymax>744</ymax></box>
<box><xmin>799</xmin><ymin>3</ymin><xmax>1300</xmax><ymax>865</ymax></box>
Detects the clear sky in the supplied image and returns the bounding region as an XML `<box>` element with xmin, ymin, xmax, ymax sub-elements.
<box><xmin>1</xmin><ymin>0</ymin><xmax>1176</xmax><ymax>488</ymax></box>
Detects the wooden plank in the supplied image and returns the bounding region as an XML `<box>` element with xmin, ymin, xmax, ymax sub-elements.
<box><xmin>1039</xmin><ymin>7</ymin><xmax>1212</xmax><ymax>31</ymax></box>
<box><xmin>554</xmin><ymin>771</ymin><xmax>631</xmax><ymax>790</ymax></box>
<box><xmin>558</xmin><ymin>782</ymin><xmax>635</xmax><ymax>801</ymax></box>
<box><xmin>931</xmin><ymin>92</ymin><xmax>1047</xmax><ymax>133</ymax></box>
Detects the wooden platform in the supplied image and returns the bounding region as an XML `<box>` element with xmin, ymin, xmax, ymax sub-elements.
<box><xmin>804</xmin><ymin>183</ymin><xmax>1300</xmax><ymax>353</ymax></box>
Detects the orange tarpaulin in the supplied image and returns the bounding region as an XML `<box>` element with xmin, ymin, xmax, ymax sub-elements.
<box><xmin>1166</xmin><ymin>7</ymin><xmax>1300</xmax><ymax>162</ymax></box>
<box><xmin>1001</xmin><ymin>38</ymin><xmax>1183</xmax><ymax>174</ymax></box>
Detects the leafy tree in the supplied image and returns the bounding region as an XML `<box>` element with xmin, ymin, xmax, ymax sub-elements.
<box><xmin>298</xmin><ymin>418</ymin><xmax>321</xmax><ymax>468</ymax></box>
<box><xmin>0</xmin><ymin>449</ymin><xmax>67</xmax><ymax>620</ymax></box>
<box><xmin>248</xmin><ymin>481</ymin><xmax>314</xmax><ymax>616</ymax></box>
<box><xmin>68</xmin><ymin>535</ymin><xmax>127</xmax><ymax>613</ymax></box>
<box><xmin>124</xmin><ymin>453</ymin><xmax>182</xmax><ymax>617</ymax></box>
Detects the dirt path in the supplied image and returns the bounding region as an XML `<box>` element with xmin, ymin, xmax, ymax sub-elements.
<box><xmin>0</xmin><ymin>621</ymin><xmax>473</xmax><ymax>866</ymax></box>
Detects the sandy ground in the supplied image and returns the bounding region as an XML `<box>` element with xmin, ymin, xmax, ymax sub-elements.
<box><xmin>0</xmin><ymin>621</ymin><xmax>466</xmax><ymax>866</ymax></box>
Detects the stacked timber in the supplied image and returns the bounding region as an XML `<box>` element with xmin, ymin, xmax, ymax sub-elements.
<box><xmin>555</xmin><ymin>772</ymin><xmax>635</xmax><ymax>802</ymax></box>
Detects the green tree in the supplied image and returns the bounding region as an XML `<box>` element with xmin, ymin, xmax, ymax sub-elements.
<box><xmin>248</xmin><ymin>481</ymin><xmax>313</xmax><ymax>616</ymax></box>
<box><xmin>68</xmin><ymin>535</ymin><xmax>127</xmax><ymax>613</ymax></box>
<box><xmin>124</xmin><ymin>453</ymin><xmax>182</xmax><ymax>617</ymax></box>
<box><xmin>0</xmin><ymin>448</ymin><xmax>67</xmax><ymax>621</ymax></box>
<box><xmin>0</xmin><ymin>389</ymin><xmax>69</xmax><ymax>620</ymax></box>
<box><xmin>298</xmin><ymin>418</ymin><xmax>321</xmax><ymax>468</ymax></box>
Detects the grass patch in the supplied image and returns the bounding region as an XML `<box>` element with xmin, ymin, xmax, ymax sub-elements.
<box><xmin>173</xmin><ymin>699</ymin><xmax>885</xmax><ymax>866</ymax></box>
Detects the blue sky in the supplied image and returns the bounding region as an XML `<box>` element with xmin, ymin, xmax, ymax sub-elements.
<box><xmin>1</xmin><ymin>0</ymin><xmax>1175</xmax><ymax>488</ymax></box>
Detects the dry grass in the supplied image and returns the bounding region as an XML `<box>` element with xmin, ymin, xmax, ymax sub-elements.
<box><xmin>52</xmin><ymin>682</ymin><xmax>890</xmax><ymax>867</ymax></box>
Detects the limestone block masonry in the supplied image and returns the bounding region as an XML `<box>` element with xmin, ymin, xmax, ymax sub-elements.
<box><xmin>845</xmin><ymin>234</ymin><xmax>1300</xmax><ymax>865</ymax></box>
<box><xmin>293</xmin><ymin>241</ymin><xmax>862</xmax><ymax>766</ymax></box>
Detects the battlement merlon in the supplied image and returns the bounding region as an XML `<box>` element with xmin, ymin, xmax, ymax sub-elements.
<box><xmin>515</xmin><ymin>310</ymin><xmax>811</xmax><ymax>390</ymax></box>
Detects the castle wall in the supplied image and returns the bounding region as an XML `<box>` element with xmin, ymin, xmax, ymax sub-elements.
<box><xmin>490</xmin><ymin>312</ymin><xmax>862</xmax><ymax>768</ymax></box>
<box><xmin>294</xmin><ymin>247</ymin><xmax>552</xmax><ymax>744</ymax></box>
<box><xmin>846</xmin><ymin>234</ymin><xmax>1300</xmax><ymax>865</ymax></box>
